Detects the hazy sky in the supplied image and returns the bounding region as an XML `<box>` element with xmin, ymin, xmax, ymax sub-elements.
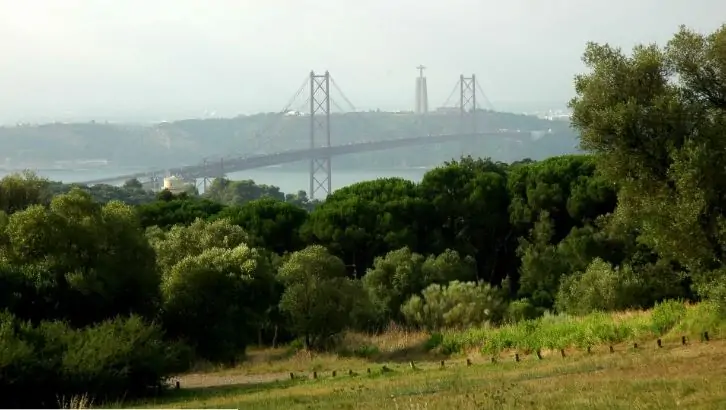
<box><xmin>1</xmin><ymin>0</ymin><xmax>724</xmax><ymax>123</ymax></box>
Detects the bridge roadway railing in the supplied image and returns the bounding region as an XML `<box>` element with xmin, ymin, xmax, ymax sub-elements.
<box><xmin>79</xmin><ymin>131</ymin><xmax>527</xmax><ymax>185</ymax></box>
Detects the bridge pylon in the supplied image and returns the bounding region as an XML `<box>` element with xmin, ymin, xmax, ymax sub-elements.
<box><xmin>459</xmin><ymin>74</ymin><xmax>477</xmax><ymax>134</ymax></box>
<box><xmin>309</xmin><ymin>71</ymin><xmax>332</xmax><ymax>199</ymax></box>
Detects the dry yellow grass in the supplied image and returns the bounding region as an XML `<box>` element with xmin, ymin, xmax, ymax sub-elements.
<box><xmin>127</xmin><ymin>303</ymin><xmax>726</xmax><ymax>409</ymax></box>
<box><xmin>343</xmin><ymin>322</ymin><xmax>430</xmax><ymax>353</ymax></box>
<box><xmin>180</xmin><ymin>323</ymin><xmax>432</xmax><ymax>385</ymax></box>
<box><xmin>134</xmin><ymin>338</ymin><xmax>726</xmax><ymax>410</ymax></box>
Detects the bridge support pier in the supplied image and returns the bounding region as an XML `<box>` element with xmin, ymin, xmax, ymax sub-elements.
<box><xmin>309</xmin><ymin>70</ymin><xmax>332</xmax><ymax>199</ymax></box>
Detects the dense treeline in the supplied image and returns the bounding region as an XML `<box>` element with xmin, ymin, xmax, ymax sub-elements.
<box><xmin>1</xmin><ymin>24</ymin><xmax>725</xmax><ymax>407</ymax></box>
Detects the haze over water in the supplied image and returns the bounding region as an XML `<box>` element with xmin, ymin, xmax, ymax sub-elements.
<box><xmin>1</xmin><ymin>0</ymin><xmax>725</xmax><ymax>194</ymax></box>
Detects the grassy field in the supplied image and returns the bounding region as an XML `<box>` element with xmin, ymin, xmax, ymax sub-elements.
<box><xmin>129</xmin><ymin>301</ymin><xmax>726</xmax><ymax>409</ymax></box>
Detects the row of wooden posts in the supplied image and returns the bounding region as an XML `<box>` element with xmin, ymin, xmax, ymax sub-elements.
<box><xmin>288</xmin><ymin>331</ymin><xmax>712</xmax><ymax>381</ymax></box>
<box><xmin>171</xmin><ymin>331</ymin><xmax>712</xmax><ymax>388</ymax></box>
<box><xmin>514</xmin><ymin>332</ymin><xmax>709</xmax><ymax>363</ymax></box>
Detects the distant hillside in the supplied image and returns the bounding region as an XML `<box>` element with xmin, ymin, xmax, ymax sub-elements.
<box><xmin>0</xmin><ymin>111</ymin><xmax>579</xmax><ymax>170</ymax></box>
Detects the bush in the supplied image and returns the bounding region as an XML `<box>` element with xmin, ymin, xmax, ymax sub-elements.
<box><xmin>401</xmin><ymin>281</ymin><xmax>507</xmax><ymax>330</ymax></box>
<box><xmin>650</xmin><ymin>300</ymin><xmax>687</xmax><ymax>335</ymax></box>
<box><xmin>424</xmin><ymin>332</ymin><xmax>444</xmax><ymax>351</ymax></box>
<box><xmin>338</xmin><ymin>344</ymin><xmax>380</xmax><ymax>359</ymax></box>
<box><xmin>693</xmin><ymin>268</ymin><xmax>726</xmax><ymax>317</ymax></box>
<box><xmin>0</xmin><ymin>312</ymin><xmax>187</xmax><ymax>408</ymax></box>
<box><xmin>363</xmin><ymin>248</ymin><xmax>476</xmax><ymax>323</ymax></box>
<box><xmin>432</xmin><ymin>302</ymin><xmax>722</xmax><ymax>356</ymax></box>
<box><xmin>278</xmin><ymin>246</ymin><xmax>358</xmax><ymax>350</ymax></box>
<box><xmin>505</xmin><ymin>299</ymin><xmax>540</xmax><ymax>323</ymax></box>
<box><xmin>555</xmin><ymin>258</ymin><xmax>642</xmax><ymax>315</ymax></box>
<box><xmin>556</xmin><ymin>258</ymin><xmax>690</xmax><ymax>316</ymax></box>
<box><xmin>161</xmin><ymin>245</ymin><xmax>274</xmax><ymax>363</ymax></box>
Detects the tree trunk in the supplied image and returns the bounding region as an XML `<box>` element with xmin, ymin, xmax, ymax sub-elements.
<box><xmin>272</xmin><ymin>325</ymin><xmax>279</xmax><ymax>348</ymax></box>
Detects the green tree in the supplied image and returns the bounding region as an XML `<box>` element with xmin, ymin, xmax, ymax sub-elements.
<box><xmin>508</xmin><ymin>155</ymin><xmax>618</xmax><ymax>305</ymax></box>
<box><xmin>301</xmin><ymin>178</ymin><xmax>430</xmax><ymax>273</ymax></box>
<box><xmin>507</xmin><ymin>155</ymin><xmax>616</xmax><ymax>241</ymax></box>
<box><xmin>555</xmin><ymin>258</ymin><xmax>644</xmax><ymax>315</ymax></box>
<box><xmin>277</xmin><ymin>245</ymin><xmax>358</xmax><ymax>349</ymax></box>
<box><xmin>419</xmin><ymin>157</ymin><xmax>512</xmax><ymax>283</ymax></box>
<box><xmin>363</xmin><ymin>247</ymin><xmax>475</xmax><ymax>323</ymax></box>
<box><xmin>123</xmin><ymin>178</ymin><xmax>144</xmax><ymax>190</ymax></box>
<box><xmin>161</xmin><ymin>245</ymin><xmax>273</xmax><ymax>362</ymax></box>
<box><xmin>0</xmin><ymin>171</ymin><xmax>51</xmax><ymax>214</ymax></box>
<box><xmin>570</xmin><ymin>24</ymin><xmax>726</xmax><ymax>297</ymax></box>
<box><xmin>0</xmin><ymin>188</ymin><xmax>159</xmax><ymax>326</ymax></box>
<box><xmin>205</xmin><ymin>178</ymin><xmax>285</xmax><ymax>205</ymax></box>
<box><xmin>137</xmin><ymin>196</ymin><xmax>225</xmax><ymax>228</ymax></box>
<box><xmin>147</xmin><ymin>218</ymin><xmax>249</xmax><ymax>273</ymax></box>
<box><xmin>214</xmin><ymin>198</ymin><xmax>308</xmax><ymax>254</ymax></box>
<box><xmin>401</xmin><ymin>281</ymin><xmax>507</xmax><ymax>330</ymax></box>
<box><xmin>0</xmin><ymin>311</ymin><xmax>187</xmax><ymax>407</ymax></box>
<box><xmin>285</xmin><ymin>190</ymin><xmax>316</xmax><ymax>211</ymax></box>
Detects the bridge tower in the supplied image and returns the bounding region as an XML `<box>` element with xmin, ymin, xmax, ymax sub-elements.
<box><xmin>459</xmin><ymin>74</ymin><xmax>477</xmax><ymax>134</ymax></box>
<box><xmin>457</xmin><ymin>74</ymin><xmax>477</xmax><ymax>158</ymax></box>
<box><xmin>309</xmin><ymin>71</ymin><xmax>332</xmax><ymax>199</ymax></box>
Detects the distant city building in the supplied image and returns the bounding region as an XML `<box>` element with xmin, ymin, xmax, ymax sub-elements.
<box><xmin>163</xmin><ymin>175</ymin><xmax>195</xmax><ymax>194</ymax></box>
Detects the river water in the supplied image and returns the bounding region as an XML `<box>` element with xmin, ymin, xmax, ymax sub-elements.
<box><xmin>0</xmin><ymin>166</ymin><xmax>430</xmax><ymax>196</ymax></box>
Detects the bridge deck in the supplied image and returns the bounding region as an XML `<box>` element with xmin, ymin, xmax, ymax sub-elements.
<box><xmin>80</xmin><ymin>131</ymin><xmax>533</xmax><ymax>185</ymax></box>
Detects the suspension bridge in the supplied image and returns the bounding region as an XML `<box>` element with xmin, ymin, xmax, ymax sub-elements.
<box><xmin>80</xmin><ymin>71</ymin><xmax>549</xmax><ymax>199</ymax></box>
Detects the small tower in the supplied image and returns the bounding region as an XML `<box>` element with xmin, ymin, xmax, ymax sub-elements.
<box><xmin>415</xmin><ymin>65</ymin><xmax>429</xmax><ymax>115</ymax></box>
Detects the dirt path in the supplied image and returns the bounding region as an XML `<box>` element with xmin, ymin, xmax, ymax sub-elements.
<box><xmin>175</xmin><ymin>371</ymin><xmax>293</xmax><ymax>389</ymax></box>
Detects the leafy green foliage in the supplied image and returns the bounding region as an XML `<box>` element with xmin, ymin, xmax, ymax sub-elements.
<box><xmin>278</xmin><ymin>245</ymin><xmax>360</xmax><ymax>349</ymax></box>
<box><xmin>555</xmin><ymin>258</ymin><xmax>645</xmax><ymax>315</ymax></box>
<box><xmin>301</xmin><ymin>178</ymin><xmax>428</xmax><ymax>273</ymax></box>
<box><xmin>49</xmin><ymin>180</ymin><xmax>157</xmax><ymax>206</ymax></box>
<box><xmin>571</xmin><ymin>25</ymin><xmax>726</xmax><ymax>276</ymax></box>
<box><xmin>1</xmin><ymin>189</ymin><xmax>159</xmax><ymax>326</ymax></box>
<box><xmin>205</xmin><ymin>178</ymin><xmax>286</xmax><ymax>205</ymax></box>
<box><xmin>137</xmin><ymin>196</ymin><xmax>225</xmax><ymax>229</ymax></box>
<box><xmin>161</xmin><ymin>245</ymin><xmax>274</xmax><ymax>362</ymax></box>
<box><xmin>419</xmin><ymin>157</ymin><xmax>512</xmax><ymax>283</ymax></box>
<box><xmin>4</xmin><ymin>23</ymin><xmax>726</xmax><ymax>406</ymax></box>
<box><xmin>0</xmin><ymin>171</ymin><xmax>52</xmax><ymax>214</ymax></box>
<box><xmin>214</xmin><ymin>198</ymin><xmax>308</xmax><ymax>254</ymax></box>
<box><xmin>363</xmin><ymin>247</ymin><xmax>476</xmax><ymax>323</ymax></box>
<box><xmin>0</xmin><ymin>312</ymin><xmax>186</xmax><ymax>408</ymax></box>
<box><xmin>401</xmin><ymin>281</ymin><xmax>507</xmax><ymax>330</ymax></box>
<box><xmin>147</xmin><ymin>218</ymin><xmax>250</xmax><ymax>273</ymax></box>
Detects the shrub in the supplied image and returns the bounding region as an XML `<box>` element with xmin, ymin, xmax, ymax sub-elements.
<box><xmin>555</xmin><ymin>258</ymin><xmax>642</xmax><ymax>315</ymax></box>
<box><xmin>161</xmin><ymin>245</ymin><xmax>274</xmax><ymax>363</ymax></box>
<box><xmin>650</xmin><ymin>299</ymin><xmax>687</xmax><ymax>335</ymax></box>
<box><xmin>363</xmin><ymin>248</ymin><xmax>476</xmax><ymax>323</ymax></box>
<box><xmin>401</xmin><ymin>281</ymin><xmax>507</xmax><ymax>330</ymax></box>
<box><xmin>432</xmin><ymin>309</ymin><xmax>657</xmax><ymax>355</ymax></box>
<box><xmin>505</xmin><ymin>299</ymin><xmax>540</xmax><ymax>323</ymax></box>
<box><xmin>278</xmin><ymin>246</ymin><xmax>359</xmax><ymax>350</ymax></box>
<box><xmin>556</xmin><ymin>258</ymin><xmax>690</xmax><ymax>316</ymax></box>
<box><xmin>693</xmin><ymin>268</ymin><xmax>726</xmax><ymax>317</ymax></box>
<box><xmin>673</xmin><ymin>301</ymin><xmax>725</xmax><ymax>337</ymax></box>
<box><xmin>424</xmin><ymin>332</ymin><xmax>444</xmax><ymax>351</ymax></box>
<box><xmin>0</xmin><ymin>312</ymin><xmax>187</xmax><ymax>408</ymax></box>
<box><xmin>342</xmin><ymin>344</ymin><xmax>380</xmax><ymax>359</ymax></box>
